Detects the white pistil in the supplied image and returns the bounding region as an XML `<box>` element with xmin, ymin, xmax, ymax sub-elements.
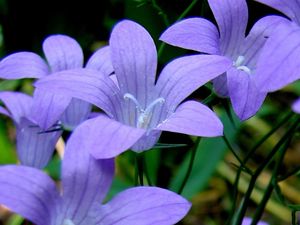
<box><xmin>233</xmin><ymin>55</ymin><xmax>251</xmax><ymax>74</ymax></box>
<box><xmin>124</xmin><ymin>93</ymin><xmax>165</xmax><ymax>129</ymax></box>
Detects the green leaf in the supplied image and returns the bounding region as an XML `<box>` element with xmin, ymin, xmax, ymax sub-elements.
<box><xmin>0</xmin><ymin>121</ymin><xmax>17</xmax><ymax>164</ymax></box>
<box><xmin>169</xmin><ymin>109</ymin><xmax>240</xmax><ymax>198</ymax></box>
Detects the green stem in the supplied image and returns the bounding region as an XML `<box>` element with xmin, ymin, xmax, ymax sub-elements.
<box><xmin>157</xmin><ymin>0</ymin><xmax>199</xmax><ymax>58</ymax></box>
<box><xmin>143</xmin><ymin>156</ymin><xmax>153</xmax><ymax>186</ymax></box>
<box><xmin>177</xmin><ymin>138</ymin><xmax>201</xmax><ymax>194</ymax></box>
<box><xmin>151</xmin><ymin>0</ymin><xmax>170</xmax><ymax>26</ymax></box>
<box><xmin>251</xmin><ymin>135</ymin><xmax>293</xmax><ymax>225</ymax></box>
<box><xmin>233</xmin><ymin>116</ymin><xmax>300</xmax><ymax>225</ymax></box>
<box><xmin>136</xmin><ymin>153</ymin><xmax>144</xmax><ymax>185</ymax></box>
<box><xmin>227</xmin><ymin>111</ymin><xmax>294</xmax><ymax>224</ymax></box>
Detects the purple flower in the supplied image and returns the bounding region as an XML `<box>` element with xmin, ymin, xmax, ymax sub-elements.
<box><xmin>35</xmin><ymin>20</ymin><xmax>230</xmax><ymax>158</ymax></box>
<box><xmin>292</xmin><ymin>98</ymin><xmax>300</xmax><ymax>114</ymax></box>
<box><xmin>0</xmin><ymin>35</ymin><xmax>113</xmax><ymax>130</ymax></box>
<box><xmin>160</xmin><ymin>0</ymin><xmax>288</xmax><ymax>120</ymax></box>
<box><xmin>253</xmin><ymin>0</ymin><xmax>300</xmax><ymax>92</ymax></box>
<box><xmin>0</xmin><ymin>91</ymin><xmax>61</xmax><ymax>168</ymax></box>
<box><xmin>242</xmin><ymin>217</ymin><xmax>268</xmax><ymax>225</ymax></box>
<box><xmin>0</xmin><ymin>126</ymin><xmax>191</xmax><ymax>225</ymax></box>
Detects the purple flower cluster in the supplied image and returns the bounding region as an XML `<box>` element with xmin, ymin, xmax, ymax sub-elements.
<box><xmin>0</xmin><ymin>0</ymin><xmax>299</xmax><ymax>224</ymax></box>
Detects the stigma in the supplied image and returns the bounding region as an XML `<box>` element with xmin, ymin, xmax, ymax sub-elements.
<box><xmin>233</xmin><ymin>55</ymin><xmax>251</xmax><ymax>74</ymax></box>
<box><xmin>124</xmin><ymin>93</ymin><xmax>165</xmax><ymax>129</ymax></box>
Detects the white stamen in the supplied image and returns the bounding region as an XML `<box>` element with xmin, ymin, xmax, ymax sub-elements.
<box><xmin>233</xmin><ymin>55</ymin><xmax>251</xmax><ymax>74</ymax></box>
<box><xmin>123</xmin><ymin>93</ymin><xmax>143</xmax><ymax>113</ymax></box>
<box><xmin>123</xmin><ymin>93</ymin><xmax>165</xmax><ymax>129</ymax></box>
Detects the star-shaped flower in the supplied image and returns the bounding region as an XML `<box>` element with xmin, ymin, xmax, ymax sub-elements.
<box><xmin>160</xmin><ymin>0</ymin><xmax>288</xmax><ymax>120</ymax></box>
<box><xmin>35</xmin><ymin>20</ymin><xmax>230</xmax><ymax>158</ymax></box>
<box><xmin>0</xmin><ymin>125</ymin><xmax>191</xmax><ymax>225</ymax></box>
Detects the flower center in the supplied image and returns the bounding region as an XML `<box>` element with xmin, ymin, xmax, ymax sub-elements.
<box><xmin>124</xmin><ymin>93</ymin><xmax>165</xmax><ymax>129</ymax></box>
<box><xmin>233</xmin><ymin>55</ymin><xmax>251</xmax><ymax>74</ymax></box>
<box><xmin>63</xmin><ymin>219</ymin><xmax>75</xmax><ymax>225</ymax></box>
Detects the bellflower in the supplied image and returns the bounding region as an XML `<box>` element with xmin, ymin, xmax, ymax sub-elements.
<box><xmin>160</xmin><ymin>0</ymin><xmax>288</xmax><ymax>120</ymax></box>
<box><xmin>0</xmin><ymin>34</ymin><xmax>113</xmax><ymax>130</ymax></box>
<box><xmin>253</xmin><ymin>0</ymin><xmax>300</xmax><ymax>92</ymax></box>
<box><xmin>0</xmin><ymin>91</ymin><xmax>61</xmax><ymax>168</ymax></box>
<box><xmin>0</xmin><ymin>125</ymin><xmax>191</xmax><ymax>225</ymax></box>
<box><xmin>35</xmin><ymin>20</ymin><xmax>231</xmax><ymax>158</ymax></box>
<box><xmin>292</xmin><ymin>98</ymin><xmax>300</xmax><ymax>114</ymax></box>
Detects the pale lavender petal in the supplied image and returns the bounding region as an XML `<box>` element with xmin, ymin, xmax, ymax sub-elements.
<box><xmin>292</xmin><ymin>98</ymin><xmax>300</xmax><ymax>114</ymax></box>
<box><xmin>0</xmin><ymin>91</ymin><xmax>32</xmax><ymax>123</ymax></box>
<box><xmin>160</xmin><ymin>18</ymin><xmax>220</xmax><ymax>54</ymax></box>
<box><xmin>60</xmin><ymin>98</ymin><xmax>92</xmax><ymax>130</ymax></box>
<box><xmin>227</xmin><ymin>68</ymin><xmax>266</xmax><ymax>120</ymax></box>
<box><xmin>0</xmin><ymin>105</ymin><xmax>10</xmax><ymax>117</ymax></box>
<box><xmin>255</xmin><ymin>0</ymin><xmax>300</xmax><ymax>24</ymax></box>
<box><xmin>0</xmin><ymin>52</ymin><xmax>49</xmax><ymax>79</ymax></box>
<box><xmin>74</xmin><ymin>114</ymin><xmax>145</xmax><ymax>159</ymax></box>
<box><xmin>213</xmin><ymin>73</ymin><xmax>228</xmax><ymax>97</ymax></box>
<box><xmin>86</xmin><ymin>46</ymin><xmax>114</xmax><ymax>76</ymax></box>
<box><xmin>43</xmin><ymin>35</ymin><xmax>83</xmax><ymax>72</ymax></box>
<box><xmin>131</xmin><ymin>130</ymin><xmax>162</xmax><ymax>152</ymax></box>
<box><xmin>16</xmin><ymin>118</ymin><xmax>62</xmax><ymax>169</ymax></box>
<box><xmin>157</xmin><ymin>100</ymin><xmax>223</xmax><ymax>137</ymax></box>
<box><xmin>242</xmin><ymin>217</ymin><xmax>269</xmax><ymax>225</ymax></box>
<box><xmin>242</xmin><ymin>15</ymin><xmax>290</xmax><ymax>68</ymax></box>
<box><xmin>254</xmin><ymin>24</ymin><xmax>300</xmax><ymax>92</ymax></box>
<box><xmin>94</xmin><ymin>187</ymin><xmax>191</xmax><ymax>225</ymax></box>
<box><xmin>110</xmin><ymin>20</ymin><xmax>157</xmax><ymax>108</ymax></box>
<box><xmin>0</xmin><ymin>165</ymin><xmax>59</xmax><ymax>225</ymax></box>
<box><xmin>31</xmin><ymin>89</ymin><xmax>72</xmax><ymax>130</ymax></box>
<box><xmin>35</xmin><ymin>68</ymin><xmax>122</xmax><ymax>119</ymax></box>
<box><xmin>156</xmin><ymin>55</ymin><xmax>231</xmax><ymax>111</ymax></box>
<box><xmin>208</xmin><ymin>0</ymin><xmax>248</xmax><ymax>56</ymax></box>
<box><xmin>61</xmin><ymin>127</ymin><xmax>114</xmax><ymax>224</ymax></box>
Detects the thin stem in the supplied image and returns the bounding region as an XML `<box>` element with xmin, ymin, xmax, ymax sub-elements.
<box><xmin>251</xmin><ymin>131</ymin><xmax>294</xmax><ymax>225</ymax></box>
<box><xmin>177</xmin><ymin>138</ymin><xmax>201</xmax><ymax>194</ymax></box>
<box><xmin>143</xmin><ymin>157</ymin><xmax>153</xmax><ymax>186</ymax></box>
<box><xmin>137</xmin><ymin>153</ymin><xmax>144</xmax><ymax>185</ymax></box>
<box><xmin>227</xmin><ymin>111</ymin><xmax>294</xmax><ymax>224</ymax></box>
<box><xmin>233</xmin><ymin>117</ymin><xmax>300</xmax><ymax>225</ymax></box>
<box><xmin>157</xmin><ymin>0</ymin><xmax>199</xmax><ymax>57</ymax></box>
<box><xmin>151</xmin><ymin>0</ymin><xmax>170</xmax><ymax>27</ymax></box>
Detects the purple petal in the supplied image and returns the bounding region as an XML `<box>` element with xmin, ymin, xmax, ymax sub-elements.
<box><xmin>156</xmin><ymin>55</ymin><xmax>231</xmax><ymax>111</ymax></box>
<box><xmin>94</xmin><ymin>187</ymin><xmax>191</xmax><ymax>225</ymax></box>
<box><xmin>60</xmin><ymin>98</ymin><xmax>92</xmax><ymax>130</ymax></box>
<box><xmin>157</xmin><ymin>100</ymin><xmax>223</xmax><ymax>137</ymax></box>
<box><xmin>16</xmin><ymin>118</ymin><xmax>62</xmax><ymax>169</ymax></box>
<box><xmin>31</xmin><ymin>89</ymin><xmax>72</xmax><ymax>130</ymax></box>
<box><xmin>255</xmin><ymin>0</ymin><xmax>300</xmax><ymax>24</ymax></box>
<box><xmin>242</xmin><ymin>15</ymin><xmax>290</xmax><ymax>68</ymax></box>
<box><xmin>227</xmin><ymin>68</ymin><xmax>266</xmax><ymax>120</ymax></box>
<box><xmin>0</xmin><ymin>105</ymin><xmax>10</xmax><ymax>118</ymax></box>
<box><xmin>86</xmin><ymin>46</ymin><xmax>114</xmax><ymax>75</ymax></box>
<box><xmin>0</xmin><ymin>165</ymin><xmax>59</xmax><ymax>225</ymax></box>
<box><xmin>254</xmin><ymin>24</ymin><xmax>300</xmax><ymax>92</ymax></box>
<box><xmin>61</xmin><ymin>127</ymin><xmax>114</xmax><ymax>224</ymax></box>
<box><xmin>0</xmin><ymin>91</ymin><xmax>32</xmax><ymax>123</ymax></box>
<box><xmin>73</xmin><ymin>114</ymin><xmax>146</xmax><ymax>159</ymax></box>
<box><xmin>131</xmin><ymin>130</ymin><xmax>162</xmax><ymax>152</ymax></box>
<box><xmin>35</xmin><ymin>68</ymin><xmax>122</xmax><ymax>119</ymax></box>
<box><xmin>0</xmin><ymin>52</ymin><xmax>49</xmax><ymax>79</ymax></box>
<box><xmin>110</xmin><ymin>20</ymin><xmax>157</xmax><ymax>108</ymax></box>
<box><xmin>208</xmin><ymin>0</ymin><xmax>248</xmax><ymax>55</ymax></box>
<box><xmin>292</xmin><ymin>98</ymin><xmax>300</xmax><ymax>114</ymax></box>
<box><xmin>160</xmin><ymin>18</ymin><xmax>220</xmax><ymax>54</ymax></box>
<box><xmin>213</xmin><ymin>73</ymin><xmax>228</xmax><ymax>97</ymax></box>
<box><xmin>242</xmin><ymin>217</ymin><xmax>269</xmax><ymax>225</ymax></box>
<box><xmin>43</xmin><ymin>34</ymin><xmax>83</xmax><ymax>72</ymax></box>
